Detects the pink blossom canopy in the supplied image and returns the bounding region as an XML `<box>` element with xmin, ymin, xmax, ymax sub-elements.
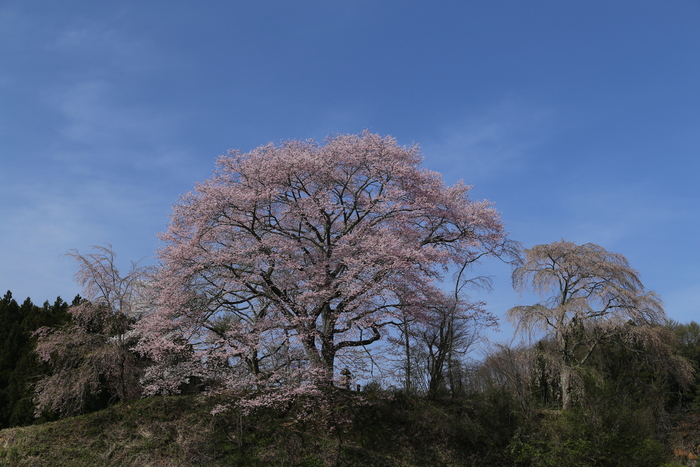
<box><xmin>138</xmin><ymin>131</ymin><xmax>507</xmax><ymax>393</ymax></box>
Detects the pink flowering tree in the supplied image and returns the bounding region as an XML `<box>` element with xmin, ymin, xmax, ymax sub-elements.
<box><xmin>138</xmin><ymin>131</ymin><xmax>509</xmax><ymax>396</ymax></box>
<box><xmin>34</xmin><ymin>245</ymin><xmax>151</xmax><ymax>417</ymax></box>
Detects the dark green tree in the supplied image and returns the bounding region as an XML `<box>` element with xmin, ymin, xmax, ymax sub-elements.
<box><xmin>668</xmin><ymin>320</ymin><xmax>700</xmax><ymax>408</ymax></box>
<box><xmin>0</xmin><ymin>292</ymin><xmax>72</xmax><ymax>428</ymax></box>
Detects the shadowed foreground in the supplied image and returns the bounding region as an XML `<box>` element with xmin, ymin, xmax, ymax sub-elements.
<box><xmin>0</xmin><ymin>391</ymin><xmax>698</xmax><ymax>466</ymax></box>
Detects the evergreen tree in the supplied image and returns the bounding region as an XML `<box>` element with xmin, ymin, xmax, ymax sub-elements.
<box><xmin>0</xmin><ymin>292</ymin><xmax>73</xmax><ymax>428</ymax></box>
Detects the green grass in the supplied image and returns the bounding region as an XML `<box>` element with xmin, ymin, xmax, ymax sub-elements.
<box><xmin>0</xmin><ymin>395</ymin><xmax>220</xmax><ymax>466</ymax></box>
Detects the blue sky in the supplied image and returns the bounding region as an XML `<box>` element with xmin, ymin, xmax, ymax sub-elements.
<box><xmin>1</xmin><ymin>1</ymin><xmax>699</xmax><ymax>340</ymax></box>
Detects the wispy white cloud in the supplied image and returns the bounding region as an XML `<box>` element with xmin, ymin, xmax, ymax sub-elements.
<box><xmin>47</xmin><ymin>8</ymin><xmax>168</xmax><ymax>75</ymax></box>
<box><xmin>509</xmin><ymin>183</ymin><xmax>685</xmax><ymax>248</ymax></box>
<box><xmin>0</xmin><ymin>175</ymin><xmax>167</xmax><ymax>302</ymax></box>
<box><xmin>422</xmin><ymin>101</ymin><xmax>557</xmax><ymax>183</ymax></box>
<box><xmin>0</xmin><ymin>8</ymin><xmax>212</xmax><ymax>303</ymax></box>
<box><xmin>47</xmin><ymin>79</ymin><xmax>180</xmax><ymax>152</ymax></box>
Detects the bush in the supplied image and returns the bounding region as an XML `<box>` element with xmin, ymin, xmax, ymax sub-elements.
<box><xmin>511</xmin><ymin>406</ymin><xmax>666</xmax><ymax>467</ymax></box>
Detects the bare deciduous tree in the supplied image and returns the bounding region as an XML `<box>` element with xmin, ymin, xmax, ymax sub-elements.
<box><xmin>388</xmin><ymin>249</ymin><xmax>518</xmax><ymax>396</ymax></box>
<box><xmin>472</xmin><ymin>342</ymin><xmax>535</xmax><ymax>415</ymax></box>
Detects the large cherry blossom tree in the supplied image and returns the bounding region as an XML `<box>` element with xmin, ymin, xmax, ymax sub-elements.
<box><xmin>138</xmin><ymin>131</ymin><xmax>510</xmax><ymax>394</ymax></box>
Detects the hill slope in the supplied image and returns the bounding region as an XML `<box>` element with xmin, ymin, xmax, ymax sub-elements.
<box><xmin>0</xmin><ymin>392</ymin><xmax>496</xmax><ymax>466</ymax></box>
<box><xmin>1</xmin><ymin>391</ymin><xmax>698</xmax><ymax>466</ymax></box>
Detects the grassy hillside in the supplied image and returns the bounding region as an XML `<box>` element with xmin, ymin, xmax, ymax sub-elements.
<box><xmin>0</xmin><ymin>396</ymin><xmax>220</xmax><ymax>466</ymax></box>
<box><xmin>0</xmin><ymin>390</ymin><xmax>520</xmax><ymax>466</ymax></box>
<box><xmin>0</xmin><ymin>390</ymin><xmax>698</xmax><ymax>466</ymax></box>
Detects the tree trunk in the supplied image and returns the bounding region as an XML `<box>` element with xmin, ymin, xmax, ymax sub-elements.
<box><xmin>248</xmin><ymin>348</ymin><xmax>260</xmax><ymax>376</ymax></box>
<box><xmin>320</xmin><ymin>305</ymin><xmax>336</xmax><ymax>383</ymax></box>
<box><xmin>403</xmin><ymin>317</ymin><xmax>412</xmax><ymax>392</ymax></box>
<box><xmin>321</xmin><ymin>341</ymin><xmax>336</xmax><ymax>380</ymax></box>
<box><xmin>427</xmin><ymin>340</ymin><xmax>446</xmax><ymax>397</ymax></box>
<box><xmin>558</xmin><ymin>327</ymin><xmax>574</xmax><ymax>410</ymax></box>
<box><xmin>560</xmin><ymin>365</ymin><xmax>573</xmax><ymax>410</ymax></box>
<box><xmin>300</xmin><ymin>333</ymin><xmax>326</xmax><ymax>375</ymax></box>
